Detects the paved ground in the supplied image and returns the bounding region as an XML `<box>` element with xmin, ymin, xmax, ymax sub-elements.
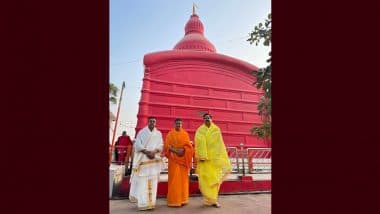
<box><xmin>110</xmin><ymin>193</ymin><xmax>271</xmax><ymax>214</ymax></box>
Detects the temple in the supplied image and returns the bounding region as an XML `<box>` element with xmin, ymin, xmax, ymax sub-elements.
<box><xmin>110</xmin><ymin>9</ymin><xmax>272</xmax><ymax>198</ymax></box>
<box><xmin>135</xmin><ymin>10</ymin><xmax>270</xmax><ymax>148</ymax></box>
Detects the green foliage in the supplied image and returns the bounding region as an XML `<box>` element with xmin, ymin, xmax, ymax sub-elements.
<box><xmin>248</xmin><ymin>13</ymin><xmax>272</xmax><ymax>140</ymax></box>
<box><xmin>250</xmin><ymin>120</ymin><xmax>271</xmax><ymax>139</ymax></box>
<box><xmin>248</xmin><ymin>13</ymin><xmax>271</xmax><ymax>47</ymax></box>
<box><xmin>109</xmin><ymin>83</ymin><xmax>119</xmax><ymax>105</ymax></box>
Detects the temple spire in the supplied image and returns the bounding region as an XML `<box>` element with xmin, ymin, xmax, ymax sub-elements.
<box><xmin>192</xmin><ymin>3</ymin><xmax>198</xmax><ymax>15</ymax></box>
<box><xmin>174</xmin><ymin>6</ymin><xmax>216</xmax><ymax>52</ymax></box>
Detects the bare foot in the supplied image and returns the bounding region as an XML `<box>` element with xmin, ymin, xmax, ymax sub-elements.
<box><xmin>212</xmin><ymin>202</ymin><xmax>221</xmax><ymax>208</ymax></box>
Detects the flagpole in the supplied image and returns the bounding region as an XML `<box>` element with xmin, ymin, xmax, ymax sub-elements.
<box><xmin>109</xmin><ymin>81</ymin><xmax>126</xmax><ymax>165</ymax></box>
<box><xmin>192</xmin><ymin>3</ymin><xmax>198</xmax><ymax>15</ymax></box>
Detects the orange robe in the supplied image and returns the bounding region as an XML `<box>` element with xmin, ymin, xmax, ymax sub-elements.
<box><xmin>164</xmin><ymin>128</ymin><xmax>193</xmax><ymax>207</ymax></box>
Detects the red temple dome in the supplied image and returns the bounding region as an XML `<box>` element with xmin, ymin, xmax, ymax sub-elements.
<box><xmin>139</xmin><ymin>7</ymin><xmax>269</xmax><ymax>150</ymax></box>
<box><xmin>174</xmin><ymin>14</ymin><xmax>216</xmax><ymax>52</ymax></box>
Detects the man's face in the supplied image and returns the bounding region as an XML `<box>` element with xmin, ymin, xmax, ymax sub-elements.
<box><xmin>148</xmin><ymin>118</ymin><xmax>156</xmax><ymax>129</ymax></box>
<box><xmin>203</xmin><ymin>115</ymin><xmax>212</xmax><ymax>126</ymax></box>
<box><xmin>175</xmin><ymin>120</ymin><xmax>182</xmax><ymax>130</ymax></box>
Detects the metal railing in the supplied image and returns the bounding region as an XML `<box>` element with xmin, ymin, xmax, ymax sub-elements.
<box><xmin>159</xmin><ymin>146</ymin><xmax>271</xmax><ymax>175</ymax></box>
<box><xmin>111</xmin><ymin>145</ymin><xmax>272</xmax><ymax>175</ymax></box>
<box><xmin>247</xmin><ymin>148</ymin><xmax>272</xmax><ymax>174</ymax></box>
<box><xmin>226</xmin><ymin>147</ymin><xmax>239</xmax><ymax>173</ymax></box>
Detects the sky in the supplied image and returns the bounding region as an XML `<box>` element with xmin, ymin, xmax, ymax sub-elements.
<box><xmin>110</xmin><ymin>0</ymin><xmax>271</xmax><ymax>139</ymax></box>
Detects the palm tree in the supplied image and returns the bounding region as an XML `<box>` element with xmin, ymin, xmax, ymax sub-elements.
<box><xmin>109</xmin><ymin>83</ymin><xmax>119</xmax><ymax>105</ymax></box>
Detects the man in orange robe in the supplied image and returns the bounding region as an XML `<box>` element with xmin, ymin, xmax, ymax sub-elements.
<box><xmin>164</xmin><ymin>118</ymin><xmax>193</xmax><ymax>207</ymax></box>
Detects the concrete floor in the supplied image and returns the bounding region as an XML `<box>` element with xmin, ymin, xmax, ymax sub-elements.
<box><xmin>110</xmin><ymin>193</ymin><xmax>271</xmax><ymax>214</ymax></box>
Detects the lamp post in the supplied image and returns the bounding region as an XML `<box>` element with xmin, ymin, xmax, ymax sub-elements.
<box><xmin>240</xmin><ymin>142</ymin><xmax>245</xmax><ymax>176</ymax></box>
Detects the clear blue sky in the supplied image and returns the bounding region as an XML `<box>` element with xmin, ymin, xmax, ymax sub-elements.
<box><xmin>110</xmin><ymin>0</ymin><xmax>271</xmax><ymax>138</ymax></box>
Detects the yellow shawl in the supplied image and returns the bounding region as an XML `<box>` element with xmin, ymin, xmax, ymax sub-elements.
<box><xmin>195</xmin><ymin>123</ymin><xmax>231</xmax><ymax>203</ymax></box>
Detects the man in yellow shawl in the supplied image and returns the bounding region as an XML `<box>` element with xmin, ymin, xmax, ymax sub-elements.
<box><xmin>195</xmin><ymin>113</ymin><xmax>231</xmax><ymax>208</ymax></box>
<box><xmin>164</xmin><ymin>118</ymin><xmax>193</xmax><ymax>207</ymax></box>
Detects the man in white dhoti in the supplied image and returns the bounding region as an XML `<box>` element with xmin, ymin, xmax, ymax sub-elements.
<box><xmin>129</xmin><ymin>116</ymin><xmax>163</xmax><ymax>211</ymax></box>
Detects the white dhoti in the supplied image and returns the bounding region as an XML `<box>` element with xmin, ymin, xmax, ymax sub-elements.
<box><xmin>129</xmin><ymin>174</ymin><xmax>159</xmax><ymax>210</ymax></box>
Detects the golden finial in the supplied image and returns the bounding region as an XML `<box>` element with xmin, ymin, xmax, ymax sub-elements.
<box><xmin>192</xmin><ymin>3</ymin><xmax>198</xmax><ymax>15</ymax></box>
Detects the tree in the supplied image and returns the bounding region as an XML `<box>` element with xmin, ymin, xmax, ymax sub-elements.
<box><xmin>109</xmin><ymin>83</ymin><xmax>119</xmax><ymax>105</ymax></box>
<box><xmin>248</xmin><ymin>13</ymin><xmax>271</xmax><ymax>139</ymax></box>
